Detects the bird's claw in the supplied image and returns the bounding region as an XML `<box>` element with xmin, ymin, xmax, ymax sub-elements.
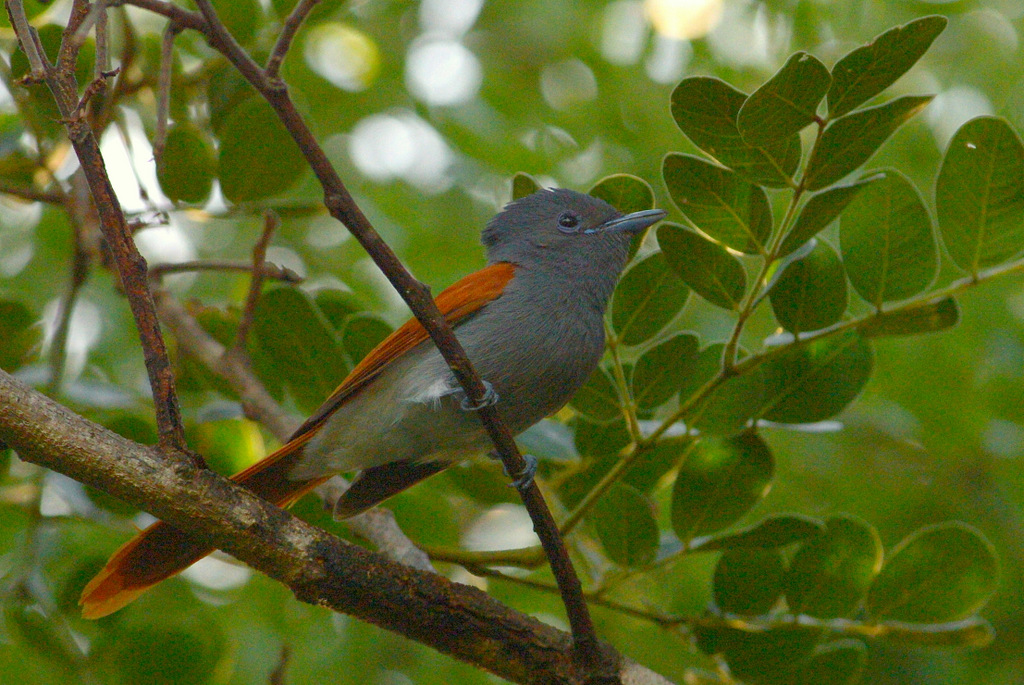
<box><xmin>488</xmin><ymin>451</ymin><xmax>538</xmax><ymax>491</ymax></box>
<box><xmin>455</xmin><ymin>380</ymin><xmax>499</xmax><ymax>411</ymax></box>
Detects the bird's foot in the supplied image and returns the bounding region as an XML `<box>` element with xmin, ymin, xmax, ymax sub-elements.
<box><xmin>488</xmin><ymin>451</ymin><xmax>538</xmax><ymax>492</ymax></box>
<box><xmin>451</xmin><ymin>380</ymin><xmax>499</xmax><ymax>411</ymax></box>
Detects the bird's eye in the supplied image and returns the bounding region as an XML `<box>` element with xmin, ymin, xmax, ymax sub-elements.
<box><xmin>557</xmin><ymin>212</ymin><xmax>581</xmax><ymax>233</ymax></box>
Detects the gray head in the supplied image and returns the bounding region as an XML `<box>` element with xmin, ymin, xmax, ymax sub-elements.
<box><xmin>482</xmin><ymin>188</ymin><xmax>666</xmax><ymax>276</ymax></box>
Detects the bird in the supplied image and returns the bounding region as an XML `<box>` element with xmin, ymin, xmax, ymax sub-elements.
<box><xmin>79</xmin><ymin>188</ymin><xmax>667</xmax><ymax>618</ymax></box>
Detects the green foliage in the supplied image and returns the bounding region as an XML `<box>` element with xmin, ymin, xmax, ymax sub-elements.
<box><xmin>3</xmin><ymin>5</ymin><xmax>1023</xmax><ymax>685</ymax></box>
<box><xmin>936</xmin><ymin>116</ymin><xmax>1024</xmax><ymax>274</ymax></box>
<box><xmin>156</xmin><ymin>125</ymin><xmax>216</xmax><ymax>204</ymax></box>
<box><xmin>610</xmin><ymin>251</ymin><xmax>689</xmax><ymax>345</ymax></box>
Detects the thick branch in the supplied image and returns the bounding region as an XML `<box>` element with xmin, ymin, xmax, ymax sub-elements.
<box><xmin>0</xmin><ymin>370</ymin><xmax>662</xmax><ymax>685</ymax></box>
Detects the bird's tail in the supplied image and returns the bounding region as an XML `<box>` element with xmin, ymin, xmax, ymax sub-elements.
<box><xmin>79</xmin><ymin>438</ymin><xmax>328</xmax><ymax>619</ymax></box>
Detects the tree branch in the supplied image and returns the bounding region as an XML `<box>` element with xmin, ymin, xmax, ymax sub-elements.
<box><xmin>0</xmin><ymin>369</ymin><xmax>672</xmax><ymax>685</ymax></box>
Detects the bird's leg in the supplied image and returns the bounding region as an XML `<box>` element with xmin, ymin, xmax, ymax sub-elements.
<box><xmin>447</xmin><ymin>379</ymin><xmax>499</xmax><ymax>411</ymax></box>
<box><xmin>488</xmin><ymin>450</ymin><xmax>538</xmax><ymax>491</ymax></box>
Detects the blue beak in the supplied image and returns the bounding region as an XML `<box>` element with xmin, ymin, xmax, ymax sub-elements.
<box><xmin>587</xmin><ymin>208</ymin><xmax>667</xmax><ymax>235</ymax></box>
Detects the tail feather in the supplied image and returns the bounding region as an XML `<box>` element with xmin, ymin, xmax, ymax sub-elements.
<box><xmin>332</xmin><ymin>460</ymin><xmax>452</xmax><ymax>519</ymax></box>
<box><xmin>80</xmin><ymin>439</ymin><xmax>326</xmax><ymax>619</ymax></box>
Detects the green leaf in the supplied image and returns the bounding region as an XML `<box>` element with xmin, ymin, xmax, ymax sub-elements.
<box><xmin>694</xmin><ymin>624</ymin><xmax>821</xmax><ymax>684</ymax></box>
<box><xmin>659</xmin><ymin>224</ymin><xmax>747</xmax><ymax>310</ymax></box>
<box><xmin>670</xmin><ymin>77</ymin><xmax>800</xmax><ymax>188</ymax></box>
<box><xmin>804</xmin><ymin>96</ymin><xmax>933</xmax><ymax>191</ymax></box>
<box><xmin>211</xmin><ymin>0</ymin><xmax>263</xmax><ymax>46</ymax></box>
<box><xmin>866</xmin><ymin>522</ymin><xmax>999</xmax><ymax>623</ymax></box>
<box><xmin>218</xmin><ymin>97</ymin><xmax>307</xmax><ymax>203</ymax></box>
<box><xmin>828</xmin><ymin>16</ymin><xmax>948</xmax><ymax>118</ymax></box>
<box><xmin>663</xmin><ymin>153</ymin><xmax>772</xmax><ymax>254</ymax></box>
<box><xmin>936</xmin><ymin>116</ymin><xmax>1024</xmax><ymax>274</ymax></box>
<box><xmin>672</xmin><ymin>432</ymin><xmax>774</xmax><ymax>541</ymax></box>
<box><xmin>611</xmin><ymin>252</ymin><xmax>690</xmax><ymax>346</ymax></box>
<box><xmin>251</xmin><ymin>286</ymin><xmax>348</xmax><ymax>414</ymax></box>
<box><xmin>572</xmin><ymin>416</ymin><xmax>632</xmax><ymax>459</ymax></box>
<box><xmin>589</xmin><ymin>483</ymin><xmax>658</xmax><ymax>567</ymax></box>
<box><xmin>0</xmin><ymin>301</ymin><xmax>39</xmax><ymax>371</ymax></box>
<box><xmin>759</xmin><ymin>330</ymin><xmax>873</xmax><ymax>424</ymax></box>
<box><xmin>590</xmin><ymin>174</ymin><xmax>654</xmax><ymax>215</ymax></box>
<box><xmin>569</xmin><ymin>366</ymin><xmax>621</xmax><ymax>424</ymax></box>
<box><xmin>314</xmin><ymin>289</ymin><xmax>364</xmax><ymax>331</ymax></box>
<box><xmin>713</xmin><ymin>548</ymin><xmax>785</xmax><ymax>615</ymax></box>
<box><xmin>840</xmin><ymin>169</ymin><xmax>936</xmax><ymax>307</ymax></box>
<box><xmin>779</xmin><ymin>176</ymin><xmax>879</xmax><ymax>257</ymax></box>
<box><xmin>340</xmin><ymin>313</ymin><xmax>392</xmax><ymax>366</ymax></box>
<box><xmin>785</xmin><ymin>515</ymin><xmax>883</xmax><ymax>619</ymax></box>
<box><xmin>631</xmin><ymin>333</ymin><xmax>700</xmax><ymax>411</ymax></box>
<box><xmin>690</xmin><ymin>514</ymin><xmax>825</xmax><ymax>552</ymax></box>
<box><xmin>738</xmin><ymin>52</ymin><xmax>831</xmax><ymax>144</ymax></box>
<box><xmin>156</xmin><ymin>124</ymin><xmax>216</xmax><ymax>204</ymax></box>
<box><xmin>591</xmin><ymin>174</ymin><xmax>657</xmax><ymax>259</ymax></box>
<box><xmin>769</xmin><ymin>240</ymin><xmax>848</xmax><ymax>334</ymax></box>
<box><xmin>678</xmin><ymin>343</ymin><xmax>764</xmax><ymax>437</ymax></box>
<box><xmin>621</xmin><ymin>438</ymin><xmax>692</xmax><ymax>494</ymax></box>
<box><xmin>512</xmin><ymin>172</ymin><xmax>540</xmax><ymax>200</ymax></box>
<box><xmin>859</xmin><ymin>297</ymin><xmax>959</xmax><ymax>338</ymax></box>
<box><xmin>797</xmin><ymin>640</ymin><xmax>868</xmax><ymax>685</ymax></box>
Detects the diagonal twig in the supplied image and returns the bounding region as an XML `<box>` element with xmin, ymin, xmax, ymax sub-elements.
<box><xmin>188</xmin><ymin>0</ymin><xmax>607</xmax><ymax>667</ymax></box>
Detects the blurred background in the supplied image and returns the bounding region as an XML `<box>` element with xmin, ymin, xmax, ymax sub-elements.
<box><xmin>1</xmin><ymin>0</ymin><xmax>1024</xmax><ymax>683</ymax></box>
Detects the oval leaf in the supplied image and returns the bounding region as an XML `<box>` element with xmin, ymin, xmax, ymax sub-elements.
<box><xmin>591</xmin><ymin>174</ymin><xmax>656</xmax><ymax>259</ymax></box>
<box><xmin>670</xmin><ymin>76</ymin><xmax>800</xmax><ymax>188</ymax></box>
<box><xmin>569</xmin><ymin>366</ymin><xmax>621</xmax><ymax>424</ymax></box>
<box><xmin>840</xmin><ymin>169</ymin><xmax>937</xmax><ymax>306</ymax></box>
<box><xmin>779</xmin><ymin>176</ymin><xmax>879</xmax><ymax>257</ymax></box>
<box><xmin>936</xmin><ymin>116</ymin><xmax>1024</xmax><ymax>274</ymax></box>
<box><xmin>678</xmin><ymin>343</ymin><xmax>764</xmax><ymax>437</ymax></box>
<box><xmin>672</xmin><ymin>432</ymin><xmax>774</xmax><ymax>541</ymax></box>
<box><xmin>156</xmin><ymin>124</ymin><xmax>216</xmax><ymax>204</ymax></box>
<box><xmin>738</xmin><ymin>52</ymin><xmax>831</xmax><ymax>145</ymax></box>
<box><xmin>769</xmin><ymin>239</ymin><xmax>848</xmax><ymax>334</ymax></box>
<box><xmin>341</xmin><ymin>313</ymin><xmax>392</xmax><ymax>366</ymax></box>
<box><xmin>690</xmin><ymin>514</ymin><xmax>824</xmax><ymax>552</ymax></box>
<box><xmin>804</xmin><ymin>96</ymin><xmax>933</xmax><ymax>191</ymax></box>
<box><xmin>611</xmin><ymin>252</ymin><xmax>690</xmax><ymax>346</ymax></box>
<box><xmin>0</xmin><ymin>301</ymin><xmax>40</xmax><ymax>371</ymax></box>
<box><xmin>512</xmin><ymin>172</ymin><xmax>540</xmax><ymax>200</ymax></box>
<box><xmin>659</xmin><ymin>224</ymin><xmax>747</xmax><ymax>310</ymax></box>
<box><xmin>664</xmin><ymin>153</ymin><xmax>772</xmax><ymax>254</ymax></box>
<box><xmin>828</xmin><ymin>16</ymin><xmax>948</xmax><ymax>118</ymax></box>
<box><xmin>218</xmin><ymin>97</ymin><xmax>307</xmax><ymax>203</ymax></box>
<box><xmin>785</xmin><ymin>515</ymin><xmax>883</xmax><ymax>619</ymax></box>
<box><xmin>859</xmin><ymin>297</ymin><xmax>959</xmax><ymax>338</ymax></box>
<box><xmin>632</xmin><ymin>332</ymin><xmax>700</xmax><ymax>412</ymax></box>
<box><xmin>797</xmin><ymin>640</ymin><xmax>868</xmax><ymax>685</ymax></box>
<box><xmin>866</xmin><ymin>521</ymin><xmax>999</xmax><ymax>623</ymax></box>
<box><xmin>759</xmin><ymin>330</ymin><xmax>873</xmax><ymax>424</ymax></box>
<box><xmin>251</xmin><ymin>286</ymin><xmax>347</xmax><ymax>414</ymax></box>
<box><xmin>589</xmin><ymin>483</ymin><xmax>658</xmax><ymax>568</ymax></box>
<box><xmin>713</xmin><ymin>548</ymin><xmax>785</xmax><ymax>615</ymax></box>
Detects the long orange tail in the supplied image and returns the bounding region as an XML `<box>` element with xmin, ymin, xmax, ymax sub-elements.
<box><xmin>79</xmin><ymin>440</ymin><xmax>328</xmax><ymax>619</ymax></box>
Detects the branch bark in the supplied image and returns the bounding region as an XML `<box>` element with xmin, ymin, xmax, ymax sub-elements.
<box><xmin>0</xmin><ymin>370</ymin><xmax>673</xmax><ymax>685</ymax></box>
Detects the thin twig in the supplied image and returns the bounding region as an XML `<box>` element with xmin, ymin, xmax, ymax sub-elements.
<box><xmin>232</xmin><ymin>210</ymin><xmax>279</xmax><ymax>354</ymax></box>
<box><xmin>5</xmin><ymin>1</ymin><xmax>47</xmax><ymax>81</ymax></box>
<box><xmin>0</xmin><ymin>179</ymin><xmax>63</xmax><ymax>204</ymax></box>
<box><xmin>152</xmin><ymin>21</ymin><xmax>179</xmax><ymax>160</ymax></box>
<box><xmin>187</xmin><ymin>0</ymin><xmax>607</xmax><ymax>666</ymax></box>
<box><xmin>94</xmin><ymin>0</ymin><xmax>108</xmax><ymax>78</ymax></box>
<box><xmin>266</xmin><ymin>0</ymin><xmax>319</xmax><ymax>78</ymax></box>
<box><xmin>8</xmin><ymin>2</ymin><xmax>190</xmax><ymax>455</ymax></box>
<box><xmin>148</xmin><ymin>259</ymin><xmax>301</xmax><ymax>283</ymax></box>
<box><xmin>46</xmin><ymin>222</ymin><xmax>91</xmax><ymax>395</ymax></box>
